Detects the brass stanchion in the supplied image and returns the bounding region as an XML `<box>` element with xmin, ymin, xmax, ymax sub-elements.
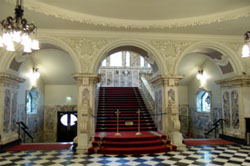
<box><xmin>115</xmin><ymin>109</ymin><xmax>121</xmax><ymax>136</ymax></box>
<box><xmin>136</xmin><ymin>109</ymin><xmax>142</xmax><ymax>136</ymax></box>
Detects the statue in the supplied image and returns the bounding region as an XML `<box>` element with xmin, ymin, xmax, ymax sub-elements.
<box><xmin>82</xmin><ymin>88</ymin><xmax>89</xmax><ymax>107</ymax></box>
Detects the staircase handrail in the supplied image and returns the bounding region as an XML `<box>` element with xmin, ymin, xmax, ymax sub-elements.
<box><xmin>204</xmin><ymin>118</ymin><xmax>224</xmax><ymax>138</ymax></box>
<box><xmin>16</xmin><ymin>121</ymin><xmax>34</xmax><ymax>143</ymax></box>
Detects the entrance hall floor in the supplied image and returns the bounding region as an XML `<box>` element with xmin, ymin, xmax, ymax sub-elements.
<box><xmin>1</xmin><ymin>144</ymin><xmax>250</xmax><ymax>166</ymax></box>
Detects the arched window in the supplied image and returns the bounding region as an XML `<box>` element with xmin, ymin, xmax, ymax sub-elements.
<box><xmin>196</xmin><ymin>90</ymin><xmax>211</xmax><ymax>112</ymax></box>
<box><xmin>26</xmin><ymin>93</ymin><xmax>32</xmax><ymax>114</ymax></box>
<box><xmin>26</xmin><ymin>88</ymin><xmax>39</xmax><ymax>114</ymax></box>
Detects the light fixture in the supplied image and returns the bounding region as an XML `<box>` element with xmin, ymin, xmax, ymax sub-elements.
<box><xmin>33</xmin><ymin>67</ymin><xmax>40</xmax><ymax>79</ymax></box>
<box><xmin>0</xmin><ymin>0</ymin><xmax>39</xmax><ymax>53</ymax></box>
<box><xmin>242</xmin><ymin>31</ymin><xmax>250</xmax><ymax>58</ymax></box>
<box><xmin>196</xmin><ymin>69</ymin><xmax>203</xmax><ymax>80</ymax></box>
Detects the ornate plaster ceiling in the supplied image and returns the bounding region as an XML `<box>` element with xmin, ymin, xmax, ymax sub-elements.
<box><xmin>3</xmin><ymin>0</ymin><xmax>250</xmax><ymax>31</ymax></box>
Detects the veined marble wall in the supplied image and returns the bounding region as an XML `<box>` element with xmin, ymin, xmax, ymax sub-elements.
<box><xmin>43</xmin><ymin>105</ymin><xmax>77</xmax><ymax>142</ymax></box>
<box><xmin>189</xmin><ymin>105</ymin><xmax>222</xmax><ymax>138</ymax></box>
<box><xmin>154</xmin><ymin>87</ymin><xmax>163</xmax><ymax>130</ymax></box>
<box><xmin>3</xmin><ymin>89</ymin><xmax>18</xmax><ymax>133</ymax></box>
<box><xmin>1</xmin><ymin>86</ymin><xmax>19</xmax><ymax>144</ymax></box>
<box><xmin>222</xmin><ymin>89</ymin><xmax>240</xmax><ymax>137</ymax></box>
<box><xmin>179</xmin><ymin>104</ymin><xmax>189</xmax><ymax>136</ymax></box>
<box><xmin>99</xmin><ymin>68</ymin><xmax>151</xmax><ymax>87</ymax></box>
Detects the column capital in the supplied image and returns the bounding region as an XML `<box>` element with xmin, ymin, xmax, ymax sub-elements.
<box><xmin>0</xmin><ymin>72</ymin><xmax>25</xmax><ymax>88</ymax></box>
<box><xmin>216</xmin><ymin>75</ymin><xmax>250</xmax><ymax>88</ymax></box>
<box><xmin>150</xmin><ymin>74</ymin><xmax>183</xmax><ymax>87</ymax></box>
<box><xmin>73</xmin><ymin>73</ymin><xmax>100</xmax><ymax>86</ymax></box>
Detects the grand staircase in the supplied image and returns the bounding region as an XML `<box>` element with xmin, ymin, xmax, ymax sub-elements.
<box><xmin>88</xmin><ymin>87</ymin><xmax>176</xmax><ymax>154</ymax></box>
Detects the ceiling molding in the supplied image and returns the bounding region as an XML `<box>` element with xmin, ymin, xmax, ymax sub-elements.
<box><xmin>5</xmin><ymin>0</ymin><xmax>250</xmax><ymax>29</ymax></box>
<box><xmin>37</xmin><ymin>29</ymin><xmax>242</xmax><ymax>41</ymax></box>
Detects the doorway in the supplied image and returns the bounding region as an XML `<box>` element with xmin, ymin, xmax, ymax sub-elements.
<box><xmin>57</xmin><ymin>112</ymin><xmax>77</xmax><ymax>142</ymax></box>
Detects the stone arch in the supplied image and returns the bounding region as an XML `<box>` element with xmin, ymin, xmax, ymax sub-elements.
<box><xmin>0</xmin><ymin>36</ymin><xmax>82</xmax><ymax>73</ymax></box>
<box><xmin>91</xmin><ymin>39</ymin><xmax>166</xmax><ymax>74</ymax></box>
<box><xmin>174</xmin><ymin>41</ymin><xmax>243</xmax><ymax>75</ymax></box>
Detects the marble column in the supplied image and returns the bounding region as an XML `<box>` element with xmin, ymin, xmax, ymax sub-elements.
<box><xmin>151</xmin><ymin>75</ymin><xmax>186</xmax><ymax>150</ymax></box>
<box><xmin>0</xmin><ymin>73</ymin><xmax>24</xmax><ymax>145</ymax></box>
<box><xmin>216</xmin><ymin>75</ymin><xmax>250</xmax><ymax>139</ymax></box>
<box><xmin>73</xmin><ymin>73</ymin><xmax>100</xmax><ymax>153</ymax></box>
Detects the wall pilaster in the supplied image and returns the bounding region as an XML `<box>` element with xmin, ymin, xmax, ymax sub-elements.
<box><xmin>73</xmin><ymin>73</ymin><xmax>100</xmax><ymax>152</ymax></box>
<box><xmin>0</xmin><ymin>73</ymin><xmax>24</xmax><ymax>145</ymax></box>
<box><xmin>216</xmin><ymin>75</ymin><xmax>250</xmax><ymax>139</ymax></box>
<box><xmin>151</xmin><ymin>74</ymin><xmax>186</xmax><ymax>150</ymax></box>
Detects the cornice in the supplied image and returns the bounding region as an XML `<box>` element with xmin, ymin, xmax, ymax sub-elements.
<box><xmin>216</xmin><ymin>75</ymin><xmax>250</xmax><ymax>87</ymax></box>
<box><xmin>0</xmin><ymin>72</ymin><xmax>25</xmax><ymax>88</ymax></box>
<box><xmin>5</xmin><ymin>0</ymin><xmax>250</xmax><ymax>29</ymax></box>
<box><xmin>38</xmin><ymin>29</ymin><xmax>242</xmax><ymax>42</ymax></box>
<box><xmin>72</xmin><ymin>73</ymin><xmax>100</xmax><ymax>86</ymax></box>
<box><xmin>150</xmin><ymin>75</ymin><xmax>184</xmax><ymax>87</ymax></box>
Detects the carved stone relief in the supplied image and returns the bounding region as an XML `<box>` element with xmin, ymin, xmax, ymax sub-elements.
<box><xmin>168</xmin><ymin>89</ymin><xmax>175</xmax><ymax>102</ymax></box>
<box><xmin>151</xmin><ymin>40</ymin><xmax>193</xmax><ymax>74</ymax></box>
<box><xmin>57</xmin><ymin>37</ymin><xmax>113</xmax><ymax>72</ymax></box>
<box><xmin>82</xmin><ymin>88</ymin><xmax>90</xmax><ymax>108</ymax></box>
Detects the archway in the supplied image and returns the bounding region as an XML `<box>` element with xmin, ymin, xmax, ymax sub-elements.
<box><xmin>176</xmin><ymin>43</ymin><xmax>239</xmax><ymax>139</ymax></box>
<box><xmin>92</xmin><ymin>39</ymin><xmax>166</xmax><ymax>74</ymax></box>
<box><xmin>8</xmin><ymin>37</ymin><xmax>80</xmax><ymax>143</ymax></box>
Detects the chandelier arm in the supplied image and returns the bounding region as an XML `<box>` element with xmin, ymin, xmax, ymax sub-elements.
<box><xmin>0</xmin><ymin>0</ymin><xmax>38</xmax><ymax>52</ymax></box>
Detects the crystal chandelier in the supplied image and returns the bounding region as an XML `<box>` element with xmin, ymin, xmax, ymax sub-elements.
<box><xmin>242</xmin><ymin>31</ymin><xmax>250</xmax><ymax>58</ymax></box>
<box><xmin>0</xmin><ymin>0</ymin><xmax>39</xmax><ymax>53</ymax></box>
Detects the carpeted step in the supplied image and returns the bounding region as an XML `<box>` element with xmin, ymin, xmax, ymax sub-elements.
<box><xmin>92</xmin><ymin>140</ymin><xmax>165</xmax><ymax>147</ymax></box>
<box><xmin>90</xmin><ymin>87</ymin><xmax>176</xmax><ymax>155</ymax></box>
<box><xmin>92</xmin><ymin>145</ymin><xmax>174</xmax><ymax>155</ymax></box>
<box><xmin>96</xmin><ymin>127</ymin><xmax>157</xmax><ymax>131</ymax></box>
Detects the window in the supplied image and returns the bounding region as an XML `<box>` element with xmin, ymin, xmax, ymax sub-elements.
<box><xmin>140</xmin><ymin>56</ymin><xmax>145</xmax><ymax>67</ymax></box>
<box><xmin>26</xmin><ymin>88</ymin><xmax>38</xmax><ymax>114</ymax></box>
<box><xmin>60</xmin><ymin>114</ymin><xmax>77</xmax><ymax>127</ymax></box>
<box><xmin>110</xmin><ymin>52</ymin><xmax>122</xmax><ymax>67</ymax></box>
<box><xmin>26</xmin><ymin>93</ymin><xmax>32</xmax><ymax>114</ymax></box>
<box><xmin>197</xmin><ymin>90</ymin><xmax>211</xmax><ymax>112</ymax></box>
<box><xmin>126</xmin><ymin>51</ymin><xmax>130</xmax><ymax>67</ymax></box>
<box><xmin>101</xmin><ymin>59</ymin><xmax>106</xmax><ymax>67</ymax></box>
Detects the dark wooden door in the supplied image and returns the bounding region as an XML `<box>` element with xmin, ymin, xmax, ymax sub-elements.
<box><xmin>57</xmin><ymin>112</ymin><xmax>77</xmax><ymax>142</ymax></box>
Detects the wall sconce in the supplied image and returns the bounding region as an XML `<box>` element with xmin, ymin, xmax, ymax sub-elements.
<box><xmin>242</xmin><ymin>31</ymin><xmax>250</xmax><ymax>58</ymax></box>
<box><xmin>196</xmin><ymin>69</ymin><xmax>207</xmax><ymax>85</ymax></box>
<box><xmin>33</xmin><ymin>67</ymin><xmax>40</xmax><ymax>79</ymax></box>
<box><xmin>196</xmin><ymin>69</ymin><xmax>203</xmax><ymax>80</ymax></box>
<box><xmin>29</xmin><ymin>67</ymin><xmax>40</xmax><ymax>87</ymax></box>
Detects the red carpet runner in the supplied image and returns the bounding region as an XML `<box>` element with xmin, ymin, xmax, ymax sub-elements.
<box><xmin>88</xmin><ymin>87</ymin><xmax>176</xmax><ymax>154</ymax></box>
<box><xmin>6</xmin><ymin>143</ymin><xmax>72</xmax><ymax>151</ymax></box>
<box><xmin>183</xmin><ymin>139</ymin><xmax>237</xmax><ymax>146</ymax></box>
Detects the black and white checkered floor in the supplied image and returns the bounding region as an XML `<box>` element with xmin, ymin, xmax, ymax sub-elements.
<box><xmin>0</xmin><ymin>144</ymin><xmax>250</xmax><ymax>166</ymax></box>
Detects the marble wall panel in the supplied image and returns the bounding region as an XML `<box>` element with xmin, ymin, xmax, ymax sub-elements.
<box><xmin>154</xmin><ymin>88</ymin><xmax>162</xmax><ymax>130</ymax></box>
<box><xmin>44</xmin><ymin>105</ymin><xmax>77</xmax><ymax>142</ymax></box>
<box><xmin>223</xmin><ymin>91</ymin><xmax>231</xmax><ymax>128</ymax></box>
<box><xmin>10</xmin><ymin>92</ymin><xmax>17</xmax><ymax>132</ymax></box>
<box><xmin>3</xmin><ymin>89</ymin><xmax>11</xmax><ymax>133</ymax></box>
<box><xmin>231</xmin><ymin>90</ymin><xmax>239</xmax><ymax>129</ymax></box>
